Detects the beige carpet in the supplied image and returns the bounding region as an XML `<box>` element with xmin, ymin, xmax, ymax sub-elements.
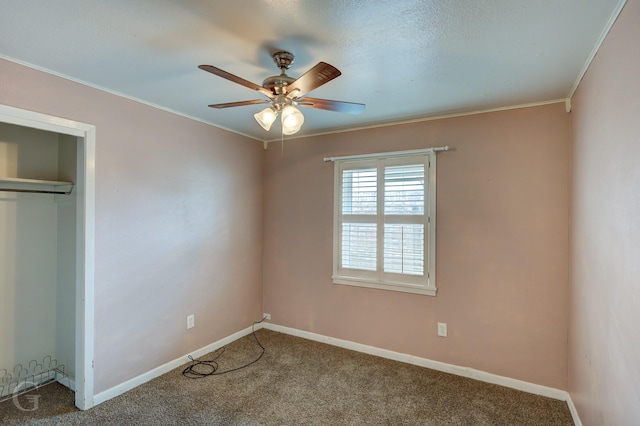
<box><xmin>0</xmin><ymin>329</ymin><xmax>573</xmax><ymax>425</ymax></box>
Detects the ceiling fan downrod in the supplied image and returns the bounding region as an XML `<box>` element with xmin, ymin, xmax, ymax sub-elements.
<box><xmin>262</xmin><ymin>51</ymin><xmax>297</xmax><ymax>95</ymax></box>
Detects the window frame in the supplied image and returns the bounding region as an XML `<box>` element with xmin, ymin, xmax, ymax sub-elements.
<box><xmin>332</xmin><ymin>152</ymin><xmax>437</xmax><ymax>296</ymax></box>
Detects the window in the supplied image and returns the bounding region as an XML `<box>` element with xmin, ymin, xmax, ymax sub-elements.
<box><xmin>332</xmin><ymin>152</ymin><xmax>437</xmax><ymax>296</ymax></box>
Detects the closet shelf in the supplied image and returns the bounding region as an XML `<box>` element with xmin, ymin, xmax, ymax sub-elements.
<box><xmin>0</xmin><ymin>177</ymin><xmax>74</xmax><ymax>194</ymax></box>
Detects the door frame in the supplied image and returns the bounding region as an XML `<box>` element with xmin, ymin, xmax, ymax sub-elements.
<box><xmin>0</xmin><ymin>104</ymin><xmax>95</xmax><ymax>410</ymax></box>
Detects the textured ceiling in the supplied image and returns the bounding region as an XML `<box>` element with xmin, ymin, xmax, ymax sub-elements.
<box><xmin>0</xmin><ymin>0</ymin><xmax>625</xmax><ymax>141</ymax></box>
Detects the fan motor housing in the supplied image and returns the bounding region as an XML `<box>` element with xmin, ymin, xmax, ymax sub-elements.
<box><xmin>262</xmin><ymin>74</ymin><xmax>295</xmax><ymax>95</ymax></box>
<box><xmin>262</xmin><ymin>51</ymin><xmax>296</xmax><ymax>95</ymax></box>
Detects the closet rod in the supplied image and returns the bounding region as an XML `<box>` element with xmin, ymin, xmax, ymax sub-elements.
<box><xmin>0</xmin><ymin>188</ymin><xmax>72</xmax><ymax>195</ymax></box>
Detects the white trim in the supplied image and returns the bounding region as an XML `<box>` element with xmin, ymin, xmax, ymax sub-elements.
<box><xmin>262</xmin><ymin>323</ymin><xmax>570</xmax><ymax>402</ymax></box>
<box><xmin>323</xmin><ymin>146</ymin><xmax>450</xmax><ymax>162</ymax></box>
<box><xmin>93</xmin><ymin>325</ymin><xmax>257</xmax><ymax>406</ymax></box>
<box><xmin>566</xmin><ymin>394</ymin><xmax>583</xmax><ymax>426</ymax></box>
<box><xmin>0</xmin><ymin>105</ymin><xmax>90</xmax><ymax>137</ymax></box>
<box><xmin>77</xmin><ymin>124</ymin><xmax>96</xmax><ymax>410</ymax></box>
<box><xmin>333</xmin><ymin>276</ymin><xmax>437</xmax><ymax>296</ymax></box>
<box><xmin>428</xmin><ymin>151</ymin><xmax>437</xmax><ymax>292</ymax></box>
<box><xmin>567</xmin><ymin>0</ymin><xmax>628</xmax><ymax>99</ymax></box>
<box><xmin>82</xmin><ymin>321</ymin><xmax>579</xmax><ymax>413</ymax></box>
<box><xmin>0</xmin><ymin>104</ymin><xmax>96</xmax><ymax>410</ymax></box>
<box><xmin>264</xmin><ymin>99</ymin><xmax>567</xmax><ymax>143</ymax></box>
<box><xmin>58</xmin><ymin>376</ymin><xmax>76</xmax><ymax>392</ymax></box>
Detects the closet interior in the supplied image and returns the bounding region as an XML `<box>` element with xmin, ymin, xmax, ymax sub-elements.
<box><xmin>0</xmin><ymin>122</ymin><xmax>77</xmax><ymax>402</ymax></box>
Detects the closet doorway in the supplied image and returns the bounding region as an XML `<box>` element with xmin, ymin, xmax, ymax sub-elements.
<box><xmin>0</xmin><ymin>104</ymin><xmax>95</xmax><ymax>410</ymax></box>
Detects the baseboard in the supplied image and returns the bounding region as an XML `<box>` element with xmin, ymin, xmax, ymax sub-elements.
<box><xmin>93</xmin><ymin>325</ymin><xmax>257</xmax><ymax>406</ymax></box>
<box><xmin>262</xmin><ymin>323</ymin><xmax>570</xmax><ymax>402</ymax></box>
<box><xmin>566</xmin><ymin>393</ymin><xmax>583</xmax><ymax>426</ymax></box>
<box><xmin>58</xmin><ymin>376</ymin><xmax>76</xmax><ymax>392</ymax></box>
<box><xmin>91</xmin><ymin>321</ymin><xmax>581</xmax><ymax>424</ymax></box>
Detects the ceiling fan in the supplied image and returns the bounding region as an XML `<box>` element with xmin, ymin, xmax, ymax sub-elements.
<box><xmin>199</xmin><ymin>51</ymin><xmax>365</xmax><ymax>135</ymax></box>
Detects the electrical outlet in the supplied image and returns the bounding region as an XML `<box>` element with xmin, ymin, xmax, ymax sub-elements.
<box><xmin>187</xmin><ymin>314</ymin><xmax>195</xmax><ymax>329</ymax></box>
<box><xmin>263</xmin><ymin>313</ymin><xmax>271</xmax><ymax>320</ymax></box>
<box><xmin>437</xmin><ymin>322</ymin><xmax>448</xmax><ymax>337</ymax></box>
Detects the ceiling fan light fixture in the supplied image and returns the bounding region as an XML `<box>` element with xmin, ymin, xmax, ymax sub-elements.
<box><xmin>282</xmin><ymin>124</ymin><xmax>302</xmax><ymax>135</ymax></box>
<box><xmin>281</xmin><ymin>105</ymin><xmax>304</xmax><ymax>135</ymax></box>
<box><xmin>254</xmin><ymin>107</ymin><xmax>278</xmax><ymax>131</ymax></box>
<box><xmin>200</xmin><ymin>50</ymin><xmax>364</xmax><ymax>139</ymax></box>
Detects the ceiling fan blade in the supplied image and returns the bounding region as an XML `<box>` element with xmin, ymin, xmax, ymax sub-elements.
<box><xmin>298</xmin><ymin>97</ymin><xmax>365</xmax><ymax>114</ymax></box>
<box><xmin>199</xmin><ymin>65</ymin><xmax>273</xmax><ymax>98</ymax></box>
<box><xmin>286</xmin><ymin>62</ymin><xmax>341</xmax><ymax>97</ymax></box>
<box><xmin>208</xmin><ymin>99</ymin><xmax>270</xmax><ymax>109</ymax></box>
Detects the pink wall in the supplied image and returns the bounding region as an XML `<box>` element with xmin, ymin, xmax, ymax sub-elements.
<box><xmin>570</xmin><ymin>0</ymin><xmax>640</xmax><ymax>424</ymax></box>
<box><xmin>263</xmin><ymin>103</ymin><xmax>571</xmax><ymax>389</ymax></box>
<box><xmin>0</xmin><ymin>58</ymin><xmax>264</xmax><ymax>393</ymax></box>
<box><xmin>12</xmin><ymin>11</ymin><xmax>638</xmax><ymax>406</ymax></box>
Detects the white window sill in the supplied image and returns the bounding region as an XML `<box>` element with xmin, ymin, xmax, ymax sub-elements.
<box><xmin>332</xmin><ymin>276</ymin><xmax>437</xmax><ymax>296</ymax></box>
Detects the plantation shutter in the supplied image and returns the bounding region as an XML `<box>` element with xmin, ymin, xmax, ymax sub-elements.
<box><xmin>332</xmin><ymin>150</ymin><xmax>438</xmax><ymax>296</ymax></box>
<box><xmin>383</xmin><ymin>164</ymin><xmax>425</xmax><ymax>276</ymax></box>
<box><xmin>341</xmin><ymin>167</ymin><xmax>377</xmax><ymax>271</ymax></box>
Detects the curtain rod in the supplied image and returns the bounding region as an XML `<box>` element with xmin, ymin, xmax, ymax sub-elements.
<box><xmin>323</xmin><ymin>146</ymin><xmax>450</xmax><ymax>162</ymax></box>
